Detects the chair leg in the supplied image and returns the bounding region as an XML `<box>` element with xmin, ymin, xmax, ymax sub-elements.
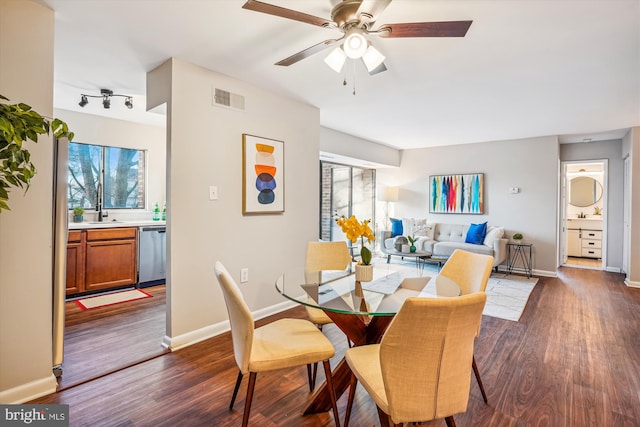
<box><xmin>322</xmin><ymin>360</ymin><xmax>341</xmax><ymax>427</ymax></box>
<box><xmin>230</xmin><ymin>370</ymin><xmax>243</xmax><ymax>410</ymax></box>
<box><xmin>376</xmin><ymin>405</ymin><xmax>398</xmax><ymax>427</ymax></box>
<box><xmin>308</xmin><ymin>363</ymin><xmax>317</xmax><ymax>391</ymax></box>
<box><xmin>241</xmin><ymin>372</ymin><xmax>257</xmax><ymax>427</ymax></box>
<box><xmin>344</xmin><ymin>373</ymin><xmax>358</xmax><ymax>427</ymax></box>
<box><xmin>445</xmin><ymin>416</ymin><xmax>457</xmax><ymax>427</ymax></box>
<box><xmin>472</xmin><ymin>355</ymin><xmax>488</xmax><ymax>404</ymax></box>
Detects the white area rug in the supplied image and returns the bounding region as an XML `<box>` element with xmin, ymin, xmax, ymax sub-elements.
<box><xmin>371</xmin><ymin>257</ymin><xmax>537</xmax><ymax>322</ymax></box>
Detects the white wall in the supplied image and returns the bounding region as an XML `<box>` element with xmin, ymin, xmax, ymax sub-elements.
<box><xmin>320</xmin><ymin>127</ymin><xmax>401</xmax><ymax>167</ymax></box>
<box><xmin>560</xmin><ymin>139</ymin><xmax>624</xmax><ymax>270</ymax></box>
<box><xmin>148</xmin><ymin>58</ymin><xmax>320</xmax><ymax>347</ymax></box>
<box><xmin>377</xmin><ymin>136</ymin><xmax>559</xmax><ymax>275</ymax></box>
<box><xmin>0</xmin><ymin>0</ymin><xmax>58</xmax><ymax>403</ymax></box>
<box><xmin>53</xmin><ymin>109</ymin><xmax>166</xmax><ymax>222</ymax></box>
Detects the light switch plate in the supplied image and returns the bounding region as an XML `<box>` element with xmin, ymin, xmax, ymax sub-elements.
<box><xmin>240</xmin><ymin>268</ymin><xmax>249</xmax><ymax>283</ymax></box>
<box><xmin>209</xmin><ymin>185</ymin><xmax>218</xmax><ymax>200</ymax></box>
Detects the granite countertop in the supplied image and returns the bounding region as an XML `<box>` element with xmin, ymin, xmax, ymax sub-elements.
<box><xmin>68</xmin><ymin>220</ymin><xmax>166</xmax><ymax>230</ymax></box>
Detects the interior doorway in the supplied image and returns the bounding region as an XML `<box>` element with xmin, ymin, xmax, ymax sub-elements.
<box><xmin>560</xmin><ymin>160</ymin><xmax>607</xmax><ymax>270</ymax></box>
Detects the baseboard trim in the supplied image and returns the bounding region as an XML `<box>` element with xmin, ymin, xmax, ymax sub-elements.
<box><xmin>625</xmin><ymin>279</ymin><xmax>640</xmax><ymax>288</ymax></box>
<box><xmin>0</xmin><ymin>373</ymin><xmax>58</xmax><ymax>404</ymax></box>
<box><xmin>163</xmin><ymin>299</ymin><xmax>299</xmax><ymax>351</ymax></box>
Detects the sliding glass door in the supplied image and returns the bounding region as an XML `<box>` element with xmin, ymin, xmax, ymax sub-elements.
<box><xmin>320</xmin><ymin>162</ymin><xmax>376</xmax><ymax>247</ymax></box>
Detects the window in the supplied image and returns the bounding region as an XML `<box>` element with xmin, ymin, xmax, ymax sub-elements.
<box><xmin>68</xmin><ymin>142</ymin><xmax>145</xmax><ymax>210</ymax></box>
<box><xmin>320</xmin><ymin>161</ymin><xmax>376</xmax><ymax>242</ymax></box>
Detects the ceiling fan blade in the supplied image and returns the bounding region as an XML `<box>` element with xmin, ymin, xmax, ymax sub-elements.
<box><xmin>377</xmin><ymin>20</ymin><xmax>473</xmax><ymax>38</ymax></box>
<box><xmin>275</xmin><ymin>38</ymin><xmax>343</xmax><ymax>66</ymax></box>
<box><xmin>367</xmin><ymin>62</ymin><xmax>387</xmax><ymax>76</ymax></box>
<box><xmin>242</xmin><ymin>0</ymin><xmax>333</xmax><ymax>28</ymax></box>
<box><xmin>356</xmin><ymin>0</ymin><xmax>392</xmax><ymax>26</ymax></box>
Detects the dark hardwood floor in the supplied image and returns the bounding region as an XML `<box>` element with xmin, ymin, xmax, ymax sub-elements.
<box><xmin>59</xmin><ymin>285</ymin><xmax>168</xmax><ymax>389</ymax></box>
<box><xmin>33</xmin><ymin>268</ymin><xmax>640</xmax><ymax>426</ymax></box>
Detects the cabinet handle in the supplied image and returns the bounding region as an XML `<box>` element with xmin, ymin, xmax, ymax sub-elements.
<box><xmin>588</xmin><ymin>242</ymin><xmax>595</xmax><ymax>246</ymax></box>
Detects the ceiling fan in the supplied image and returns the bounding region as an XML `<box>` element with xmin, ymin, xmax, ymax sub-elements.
<box><xmin>242</xmin><ymin>0</ymin><xmax>472</xmax><ymax>75</ymax></box>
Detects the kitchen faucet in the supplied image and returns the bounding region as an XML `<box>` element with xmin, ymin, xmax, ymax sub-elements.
<box><xmin>96</xmin><ymin>182</ymin><xmax>105</xmax><ymax>221</ymax></box>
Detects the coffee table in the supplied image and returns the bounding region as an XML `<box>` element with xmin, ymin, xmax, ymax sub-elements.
<box><xmin>384</xmin><ymin>249</ymin><xmax>431</xmax><ymax>275</ymax></box>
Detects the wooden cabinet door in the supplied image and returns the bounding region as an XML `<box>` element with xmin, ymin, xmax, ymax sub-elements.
<box><xmin>66</xmin><ymin>230</ymin><xmax>85</xmax><ymax>295</ymax></box>
<box><xmin>85</xmin><ymin>238</ymin><xmax>137</xmax><ymax>292</ymax></box>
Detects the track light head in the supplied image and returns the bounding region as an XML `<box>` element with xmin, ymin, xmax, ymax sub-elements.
<box><xmin>102</xmin><ymin>96</ymin><xmax>111</xmax><ymax>109</ymax></box>
<box><xmin>125</xmin><ymin>97</ymin><xmax>133</xmax><ymax>109</ymax></box>
<box><xmin>79</xmin><ymin>95</ymin><xmax>88</xmax><ymax>107</ymax></box>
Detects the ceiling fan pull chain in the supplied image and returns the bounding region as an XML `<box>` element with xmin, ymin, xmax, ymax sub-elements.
<box><xmin>352</xmin><ymin>60</ymin><xmax>357</xmax><ymax>96</ymax></box>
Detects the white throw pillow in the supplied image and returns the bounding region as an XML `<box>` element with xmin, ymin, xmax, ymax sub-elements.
<box><xmin>483</xmin><ymin>226</ymin><xmax>504</xmax><ymax>247</ymax></box>
<box><xmin>414</xmin><ymin>223</ymin><xmax>435</xmax><ymax>240</ymax></box>
<box><xmin>402</xmin><ymin>217</ymin><xmax>430</xmax><ymax>238</ymax></box>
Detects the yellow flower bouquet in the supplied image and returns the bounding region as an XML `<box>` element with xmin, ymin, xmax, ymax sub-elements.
<box><xmin>335</xmin><ymin>215</ymin><xmax>375</xmax><ymax>265</ymax></box>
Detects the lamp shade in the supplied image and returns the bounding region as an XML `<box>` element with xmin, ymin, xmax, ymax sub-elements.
<box><xmin>362</xmin><ymin>44</ymin><xmax>385</xmax><ymax>72</ymax></box>
<box><xmin>379</xmin><ymin>187</ymin><xmax>399</xmax><ymax>202</ymax></box>
<box><xmin>343</xmin><ymin>30</ymin><xmax>367</xmax><ymax>59</ymax></box>
<box><xmin>324</xmin><ymin>47</ymin><xmax>347</xmax><ymax>73</ymax></box>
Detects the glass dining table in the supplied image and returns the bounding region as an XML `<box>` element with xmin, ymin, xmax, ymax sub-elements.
<box><xmin>275</xmin><ymin>265</ymin><xmax>460</xmax><ymax>415</ymax></box>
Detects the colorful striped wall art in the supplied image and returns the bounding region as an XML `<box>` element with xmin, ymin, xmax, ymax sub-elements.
<box><xmin>429</xmin><ymin>173</ymin><xmax>484</xmax><ymax>214</ymax></box>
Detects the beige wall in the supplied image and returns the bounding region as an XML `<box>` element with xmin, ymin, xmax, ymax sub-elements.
<box><xmin>148</xmin><ymin>58</ymin><xmax>320</xmax><ymax>347</ymax></box>
<box><xmin>623</xmin><ymin>127</ymin><xmax>640</xmax><ymax>286</ymax></box>
<box><xmin>0</xmin><ymin>0</ymin><xmax>58</xmax><ymax>402</ymax></box>
<box><xmin>376</xmin><ymin>136</ymin><xmax>560</xmax><ymax>275</ymax></box>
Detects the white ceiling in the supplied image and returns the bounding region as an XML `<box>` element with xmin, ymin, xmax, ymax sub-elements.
<box><xmin>43</xmin><ymin>0</ymin><xmax>639</xmax><ymax>150</ymax></box>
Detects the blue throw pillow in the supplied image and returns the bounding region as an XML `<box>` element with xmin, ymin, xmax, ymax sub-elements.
<box><xmin>465</xmin><ymin>221</ymin><xmax>488</xmax><ymax>245</ymax></box>
<box><xmin>390</xmin><ymin>218</ymin><xmax>403</xmax><ymax>237</ymax></box>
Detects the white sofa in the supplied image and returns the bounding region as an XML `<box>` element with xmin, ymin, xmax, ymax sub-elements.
<box><xmin>381</xmin><ymin>220</ymin><xmax>507</xmax><ymax>268</ymax></box>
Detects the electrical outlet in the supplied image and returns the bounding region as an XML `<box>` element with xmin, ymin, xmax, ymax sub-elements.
<box><xmin>240</xmin><ymin>268</ymin><xmax>249</xmax><ymax>283</ymax></box>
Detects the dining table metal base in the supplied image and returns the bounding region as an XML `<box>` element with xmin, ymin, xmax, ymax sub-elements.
<box><xmin>302</xmin><ymin>311</ymin><xmax>394</xmax><ymax>415</ymax></box>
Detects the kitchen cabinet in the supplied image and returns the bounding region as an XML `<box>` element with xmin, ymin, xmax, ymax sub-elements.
<box><xmin>66</xmin><ymin>230</ymin><xmax>85</xmax><ymax>294</ymax></box>
<box><xmin>66</xmin><ymin>227</ymin><xmax>138</xmax><ymax>296</ymax></box>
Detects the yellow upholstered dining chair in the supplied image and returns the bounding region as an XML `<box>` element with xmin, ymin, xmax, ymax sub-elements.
<box><xmin>214</xmin><ymin>261</ymin><xmax>340</xmax><ymax>427</ymax></box>
<box><xmin>304</xmin><ymin>241</ymin><xmax>353</xmax><ymax>387</ymax></box>
<box><xmin>304</xmin><ymin>240</ymin><xmax>353</xmax><ymax>326</ymax></box>
<box><xmin>438</xmin><ymin>248</ymin><xmax>494</xmax><ymax>403</ymax></box>
<box><xmin>344</xmin><ymin>293</ymin><xmax>487</xmax><ymax>427</ymax></box>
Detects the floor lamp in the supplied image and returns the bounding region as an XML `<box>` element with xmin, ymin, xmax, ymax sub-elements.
<box><xmin>378</xmin><ymin>187</ymin><xmax>399</xmax><ymax>252</ymax></box>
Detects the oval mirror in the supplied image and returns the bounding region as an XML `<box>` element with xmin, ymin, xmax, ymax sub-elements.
<box><xmin>569</xmin><ymin>176</ymin><xmax>603</xmax><ymax>207</ymax></box>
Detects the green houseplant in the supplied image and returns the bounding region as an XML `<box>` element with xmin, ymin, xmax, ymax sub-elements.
<box><xmin>407</xmin><ymin>235</ymin><xmax>418</xmax><ymax>253</ymax></box>
<box><xmin>73</xmin><ymin>207</ymin><xmax>84</xmax><ymax>222</ymax></box>
<box><xmin>512</xmin><ymin>233</ymin><xmax>523</xmax><ymax>243</ymax></box>
<box><xmin>0</xmin><ymin>94</ymin><xmax>74</xmax><ymax>213</ymax></box>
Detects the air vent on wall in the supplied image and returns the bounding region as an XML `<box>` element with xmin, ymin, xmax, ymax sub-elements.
<box><xmin>213</xmin><ymin>88</ymin><xmax>245</xmax><ymax>111</ymax></box>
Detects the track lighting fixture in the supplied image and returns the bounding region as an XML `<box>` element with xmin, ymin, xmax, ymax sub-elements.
<box><xmin>78</xmin><ymin>89</ymin><xmax>134</xmax><ymax>109</ymax></box>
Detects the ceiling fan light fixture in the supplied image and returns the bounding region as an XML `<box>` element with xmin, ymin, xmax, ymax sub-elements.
<box><xmin>343</xmin><ymin>30</ymin><xmax>367</xmax><ymax>59</ymax></box>
<box><xmin>362</xmin><ymin>44</ymin><xmax>386</xmax><ymax>72</ymax></box>
<box><xmin>324</xmin><ymin>47</ymin><xmax>347</xmax><ymax>73</ymax></box>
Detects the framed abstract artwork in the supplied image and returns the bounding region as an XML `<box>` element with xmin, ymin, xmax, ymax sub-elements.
<box><xmin>242</xmin><ymin>134</ymin><xmax>284</xmax><ymax>214</ymax></box>
<box><xmin>429</xmin><ymin>173</ymin><xmax>484</xmax><ymax>214</ymax></box>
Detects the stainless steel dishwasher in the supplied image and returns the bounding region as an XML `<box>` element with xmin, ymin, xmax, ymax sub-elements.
<box><xmin>138</xmin><ymin>225</ymin><xmax>166</xmax><ymax>287</ymax></box>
